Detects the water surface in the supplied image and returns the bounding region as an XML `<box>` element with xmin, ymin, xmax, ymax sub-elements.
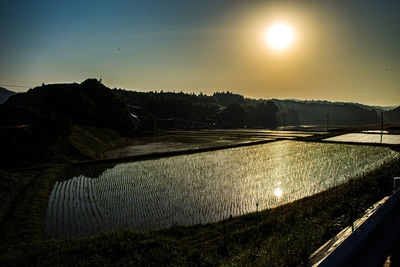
<box><xmin>46</xmin><ymin>141</ymin><xmax>399</xmax><ymax>238</ymax></box>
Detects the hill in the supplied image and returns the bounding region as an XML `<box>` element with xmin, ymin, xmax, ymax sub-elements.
<box><xmin>385</xmin><ymin>106</ymin><xmax>400</xmax><ymax>124</ymax></box>
<box><xmin>3</xmin><ymin>79</ymin><xmax>135</xmax><ymax>130</ymax></box>
<box><xmin>0</xmin><ymin>87</ymin><xmax>16</xmax><ymax>104</ymax></box>
<box><xmin>115</xmin><ymin>90</ymin><xmax>279</xmax><ymax>129</ymax></box>
<box><xmin>272</xmin><ymin>99</ymin><xmax>381</xmax><ymax>126</ymax></box>
<box><xmin>115</xmin><ymin>89</ymin><xmax>392</xmax><ymax>128</ymax></box>
<box><xmin>0</xmin><ymin>79</ymin><xmax>137</xmax><ymax>167</ymax></box>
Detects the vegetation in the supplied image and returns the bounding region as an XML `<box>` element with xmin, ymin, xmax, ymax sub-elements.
<box><xmin>1</xmin><ymin>156</ymin><xmax>399</xmax><ymax>266</ymax></box>
<box><xmin>0</xmin><ymin>123</ymin><xmax>128</xmax><ymax>168</ymax></box>
<box><xmin>3</xmin><ymin>79</ymin><xmax>135</xmax><ymax>130</ymax></box>
<box><xmin>115</xmin><ymin>89</ymin><xmax>279</xmax><ymax>129</ymax></box>
<box><xmin>116</xmin><ymin>87</ymin><xmax>399</xmax><ymax>128</ymax></box>
<box><xmin>0</xmin><ymin>87</ymin><xmax>15</xmax><ymax>104</ymax></box>
<box><xmin>0</xmin><ymin>79</ymin><xmax>138</xmax><ymax>168</ymax></box>
<box><xmin>385</xmin><ymin>106</ymin><xmax>400</xmax><ymax>124</ymax></box>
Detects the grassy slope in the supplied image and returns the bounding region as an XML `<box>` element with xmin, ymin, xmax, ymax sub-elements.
<box><xmin>0</xmin><ymin>147</ymin><xmax>399</xmax><ymax>266</ymax></box>
<box><xmin>0</xmin><ymin>126</ymin><xmax>127</xmax><ymax>249</ymax></box>
<box><xmin>66</xmin><ymin>125</ymin><xmax>125</xmax><ymax>160</ymax></box>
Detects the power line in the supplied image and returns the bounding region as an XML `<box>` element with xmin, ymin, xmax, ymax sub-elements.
<box><xmin>0</xmin><ymin>78</ymin><xmax>41</xmax><ymax>84</ymax></box>
<box><xmin>0</xmin><ymin>84</ymin><xmax>32</xmax><ymax>88</ymax></box>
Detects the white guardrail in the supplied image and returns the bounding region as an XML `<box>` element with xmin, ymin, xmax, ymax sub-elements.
<box><xmin>315</xmin><ymin>177</ymin><xmax>400</xmax><ymax>267</ymax></box>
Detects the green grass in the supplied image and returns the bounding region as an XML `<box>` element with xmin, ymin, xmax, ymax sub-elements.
<box><xmin>1</xmin><ymin>154</ymin><xmax>399</xmax><ymax>266</ymax></box>
<box><xmin>67</xmin><ymin>125</ymin><xmax>125</xmax><ymax>160</ymax></box>
<box><xmin>0</xmin><ymin>165</ymin><xmax>64</xmax><ymax>247</ymax></box>
<box><xmin>0</xmin><ymin>125</ymin><xmax>126</xmax><ymax>244</ymax></box>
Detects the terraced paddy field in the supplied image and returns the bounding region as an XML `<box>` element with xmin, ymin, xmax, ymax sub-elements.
<box><xmin>324</xmin><ymin>133</ymin><xmax>400</xmax><ymax>145</ymax></box>
<box><xmin>45</xmin><ymin>140</ymin><xmax>399</xmax><ymax>239</ymax></box>
<box><xmin>104</xmin><ymin>129</ymin><xmax>323</xmax><ymax>159</ymax></box>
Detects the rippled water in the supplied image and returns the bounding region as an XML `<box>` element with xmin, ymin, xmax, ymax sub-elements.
<box><xmin>45</xmin><ymin>140</ymin><xmax>399</xmax><ymax>238</ymax></box>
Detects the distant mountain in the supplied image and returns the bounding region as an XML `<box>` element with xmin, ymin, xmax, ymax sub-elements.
<box><xmin>0</xmin><ymin>87</ymin><xmax>16</xmax><ymax>104</ymax></box>
<box><xmin>384</xmin><ymin>106</ymin><xmax>400</xmax><ymax>124</ymax></box>
<box><xmin>372</xmin><ymin>105</ymin><xmax>399</xmax><ymax>111</ymax></box>
<box><xmin>115</xmin><ymin>89</ymin><xmax>398</xmax><ymax>128</ymax></box>
<box><xmin>271</xmin><ymin>99</ymin><xmax>400</xmax><ymax>126</ymax></box>
<box><xmin>272</xmin><ymin>99</ymin><xmax>381</xmax><ymax>126</ymax></box>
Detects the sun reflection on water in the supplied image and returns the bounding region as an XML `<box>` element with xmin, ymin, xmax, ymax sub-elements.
<box><xmin>45</xmin><ymin>141</ymin><xmax>399</xmax><ymax>238</ymax></box>
<box><xmin>274</xmin><ymin>187</ymin><xmax>283</xmax><ymax>200</ymax></box>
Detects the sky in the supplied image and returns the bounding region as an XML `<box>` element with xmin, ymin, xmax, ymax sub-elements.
<box><xmin>1</xmin><ymin>0</ymin><xmax>399</xmax><ymax>106</ymax></box>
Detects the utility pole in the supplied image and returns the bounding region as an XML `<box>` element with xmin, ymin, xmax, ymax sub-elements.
<box><xmin>326</xmin><ymin>113</ymin><xmax>329</xmax><ymax>132</ymax></box>
<box><xmin>283</xmin><ymin>113</ymin><xmax>286</xmax><ymax>131</ymax></box>
<box><xmin>381</xmin><ymin>110</ymin><xmax>383</xmax><ymax>143</ymax></box>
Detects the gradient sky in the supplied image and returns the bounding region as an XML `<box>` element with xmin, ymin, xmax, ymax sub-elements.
<box><xmin>1</xmin><ymin>0</ymin><xmax>399</xmax><ymax>106</ymax></box>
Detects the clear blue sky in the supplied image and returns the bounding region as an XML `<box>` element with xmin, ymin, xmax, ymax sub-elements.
<box><xmin>1</xmin><ymin>0</ymin><xmax>399</xmax><ymax>106</ymax></box>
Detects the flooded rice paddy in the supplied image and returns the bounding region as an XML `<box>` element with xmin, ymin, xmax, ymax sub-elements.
<box><xmin>46</xmin><ymin>140</ymin><xmax>399</xmax><ymax>238</ymax></box>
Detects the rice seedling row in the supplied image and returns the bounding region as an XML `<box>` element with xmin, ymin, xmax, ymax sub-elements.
<box><xmin>46</xmin><ymin>141</ymin><xmax>399</xmax><ymax>238</ymax></box>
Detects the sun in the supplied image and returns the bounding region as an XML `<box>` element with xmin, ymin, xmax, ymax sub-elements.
<box><xmin>265</xmin><ymin>23</ymin><xmax>294</xmax><ymax>50</ymax></box>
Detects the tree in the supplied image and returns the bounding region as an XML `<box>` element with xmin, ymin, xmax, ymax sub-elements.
<box><xmin>256</xmin><ymin>101</ymin><xmax>278</xmax><ymax>128</ymax></box>
<box><xmin>220</xmin><ymin>103</ymin><xmax>246</xmax><ymax>128</ymax></box>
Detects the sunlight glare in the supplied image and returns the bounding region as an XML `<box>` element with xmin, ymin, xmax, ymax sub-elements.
<box><xmin>274</xmin><ymin>187</ymin><xmax>283</xmax><ymax>199</ymax></box>
<box><xmin>265</xmin><ymin>23</ymin><xmax>294</xmax><ymax>50</ymax></box>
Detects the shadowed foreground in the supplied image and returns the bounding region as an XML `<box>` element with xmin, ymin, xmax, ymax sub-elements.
<box><xmin>1</xmin><ymin>155</ymin><xmax>399</xmax><ymax>266</ymax></box>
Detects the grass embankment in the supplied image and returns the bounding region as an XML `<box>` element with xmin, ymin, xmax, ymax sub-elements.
<box><xmin>0</xmin><ymin>126</ymin><xmax>128</xmax><ymax>249</ymax></box>
<box><xmin>0</xmin><ymin>165</ymin><xmax>64</xmax><ymax>246</ymax></box>
<box><xmin>60</xmin><ymin>125</ymin><xmax>129</xmax><ymax>161</ymax></box>
<box><xmin>1</xmin><ymin>152</ymin><xmax>399</xmax><ymax>266</ymax></box>
<box><xmin>0</xmin><ymin>124</ymin><xmax>132</xmax><ymax>170</ymax></box>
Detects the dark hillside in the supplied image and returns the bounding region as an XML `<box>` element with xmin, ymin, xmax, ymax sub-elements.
<box><xmin>273</xmin><ymin>99</ymin><xmax>380</xmax><ymax>126</ymax></box>
<box><xmin>0</xmin><ymin>79</ymin><xmax>136</xmax><ymax>168</ymax></box>
<box><xmin>213</xmin><ymin>91</ymin><xmax>245</xmax><ymax>106</ymax></box>
<box><xmin>114</xmin><ymin>89</ymin><xmax>278</xmax><ymax>129</ymax></box>
<box><xmin>385</xmin><ymin>106</ymin><xmax>400</xmax><ymax>124</ymax></box>
<box><xmin>0</xmin><ymin>87</ymin><xmax>15</xmax><ymax>104</ymax></box>
<box><xmin>115</xmin><ymin>89</ymin><xmax>387</xmax><ymax>128</ymax></box>
<box><xmin>4</xmin><ymin>79</ymin><xmax>134</xmax><ymax>130</ymax></box>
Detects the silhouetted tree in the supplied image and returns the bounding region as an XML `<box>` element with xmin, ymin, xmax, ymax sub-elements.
<box><xmin>220</xmin><ymin>103</ymin><xmax>246</xmax><ymax>128</ymax></box>
<box><xmin>255</xmin><ymin>101</ymin><xmax>278</xmax><ymax>128</ymax></box>
<box><xmin>213</xmin><ymin>91</ymin><xmax>245</xmax><ymax>106</ymax></box>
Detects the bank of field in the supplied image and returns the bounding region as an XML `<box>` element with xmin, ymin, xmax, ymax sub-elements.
<box><xmin>46</xmin><ymin>140</ymin><xmax>399</xmax><ymax>238</ymax></box>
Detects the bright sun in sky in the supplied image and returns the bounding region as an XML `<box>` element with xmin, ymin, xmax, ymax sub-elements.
<box><xmin>265</xmin><ymin>23</ymin><xmax>294</xmax><ymax>50</ymax></box>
